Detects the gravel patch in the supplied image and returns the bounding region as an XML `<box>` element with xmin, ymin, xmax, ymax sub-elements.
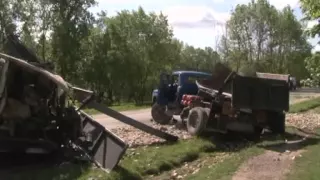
<box><xmin>110</xmin><ymin>112</ymin><xmax>320</xmax><ymax>148</ymax></box>
<box><xmin>286</xmin><ymin>113</ymin><xmax>320</xmax><ymax>130</ymax></box>
<box><xmin>110</xmin><ymin>121</ymin><xmax>191</xmax><ymax>147</ymax></box>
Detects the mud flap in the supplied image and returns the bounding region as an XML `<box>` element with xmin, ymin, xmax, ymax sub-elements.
<box><xmin>79</xmin><ymin>111</ymin><xmax>128</xmax><ymax>170</ymax></box>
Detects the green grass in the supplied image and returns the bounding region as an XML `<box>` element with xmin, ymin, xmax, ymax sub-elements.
<box><xmin>285</xmin><ymin>129</ymin><xmax>320</xmax><ymax>180</ymax></box>
<box><xmin>305</xmin><ymin>106</ymin><xmax>320</xmax><ymax>113</ymax></box>
<box><xmin>186</xmin><ymin>147</ymin><xmax>263</xmax><ymax>180</ymax></box>
<box><xmin>185</xmin><ymin>128</ymin><xmax>297</xmax><ymax>180</ymax></box>
<box><xmin>289</xmin><ymin>97</ymin><xmax>320</xmax><ymax>113</ymax></box>
<box><xmin>82</xmin><ymin>102</ymin><xmax>151</xmax><ymax>114</ymax></box>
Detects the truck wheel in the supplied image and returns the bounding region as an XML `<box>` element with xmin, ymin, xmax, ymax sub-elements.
<box><xmin>187</xmin><ymin>107</ymin><xmax>210</xmax><ymax>136</ymax></box>
<box><xmin>268</xmin><ymin>112</ymin><xmax>285</xmax><ymax>134</ymax></box>
<box><xmin>151</xmin><ymin>103</ymin><xmax>172</xmax><ymax>125</ymax></box>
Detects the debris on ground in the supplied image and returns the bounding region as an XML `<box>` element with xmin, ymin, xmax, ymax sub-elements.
<box><xmin>109</xmin><ymin>110</ymin><xmax>320</xmax><ymax>148</ymax></box>
<box><xmin>286</xmin><ymin>113</ymin><xmax>320</xmax><ymax>130</ymax></box>
<box><xmin>110</xmin><ymin>122</ymin><xmax>191</xmax><ymax>147</ymax></box>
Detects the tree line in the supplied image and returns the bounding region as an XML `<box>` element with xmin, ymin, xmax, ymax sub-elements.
<box><xmin>0</xmin><ymin>0</ymin><xmax>318</xmax><ymax>105</ymax></box>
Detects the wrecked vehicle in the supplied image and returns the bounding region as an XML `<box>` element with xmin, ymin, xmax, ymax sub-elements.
<box><xmin>0</xmin><ymin>33</ymin><xmax>178</xmax><ymax>171</ymax></box>
<box><xmin>151</xmin><ymin>71</ymin><xmax>212</xmax><ymax>124</ymax></box>
<box><xmin>178</xmin><ymin>64</ymin><xmax>289</xmax><ymax>136</ymax></box>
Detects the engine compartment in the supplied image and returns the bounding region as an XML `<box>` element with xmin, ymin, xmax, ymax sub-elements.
<box><xmin>0</xmin><ymin>59</ymin><xmax>79</xmax><ymax>147</ymax></box>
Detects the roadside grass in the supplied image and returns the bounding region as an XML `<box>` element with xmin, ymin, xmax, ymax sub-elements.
<box><xmin>7</xmin><ymin>97</ymin><xmax>320</xmax><ymax>180</ymax></box>
<box><xmin>83</xmin><ymin>102</ymin><xmax>151</xmax><ymax>115</ymax></box>
<box><xmin>285</xmin><ymin>129</ymin><xmax>320</xmax><ymax>180</ymax></box>
<box><xmin>305</xmin><ymin>106</ymin><xmax>320</xmax><ymax>113</ymax></box>
<box><xmin>186</xmin><ymin>147</ymin><xmax>263</xmax><ymax>180</ymax></box>
<box><xmin>289</xmin><ymin>97</ymin><xmax>320</xmax><ymax>113</ymax></box>
<box><xmin>73</xmin><ymin>100</ymin><xmax>151</xmax><ymax>115</ymax></box>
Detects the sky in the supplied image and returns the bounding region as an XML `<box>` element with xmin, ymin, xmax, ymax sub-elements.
<box><xmin>89</xmin><ymin>0</ymin><xmax>320</xmax><ymax>52</ymax></box>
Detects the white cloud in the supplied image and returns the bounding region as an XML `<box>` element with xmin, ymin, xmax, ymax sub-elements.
<box><xmin>160</xmin><ymin>6</ymin><xmax>230</xmax><ymax>48</ymax></box>
<box><xmin>268</xmin><ymin>0</ymin><xmax>299</xmax><ymax>9</ymax></box>
<box><xmin>162</xmin><ymin>6</ymin><xmax>230</xmax><ymax>28</ymax></box>
<box><xmin>307</xmin><ymin>20</ymin><xmax>318</xmax><ymax>29</ymax></box>
<box><xmin>235</xmin><ymin>0</ymin><xmax>299</xmax><ymax>9</ymax></box>
<box><xmin>313</xmin><ymin>44</ymin><xmax>320</xmax><ymax>53</ymax></box>
<box><xmin>212</xmin><ymin>0</ymin><xmax>225</xmax><ymax>3</ymax></box>
<box><xmin>95</xmin><ymin>0</ymin><xmax>153</xmax><ymax>5</ymax></box>
<box><xmin>89</xmin><ymin>0</ymin><xmax>319</xmax><ymax>50</ymax></box>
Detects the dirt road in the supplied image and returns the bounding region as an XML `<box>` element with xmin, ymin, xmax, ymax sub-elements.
<box><xmin>92</xmin><ymin>108</ymin><xmax>152</xmax><ymax>129</ymax></box>
<box><xmin>92</xmin><ymin>88</ymin><xmax>320</xmax><ymax>130</ymax></box>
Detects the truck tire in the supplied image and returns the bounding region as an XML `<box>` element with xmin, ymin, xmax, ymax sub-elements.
<box><xmin>187</xmin><ymin>107</ymin><xmax>210</xmax><ymax>136</ymax></box>
<box><xmin>268</xmin><ymin>112</ymin><xmax>285</xmax><ymax>134</ymax></box>
<box><xmin>151</xmin><ymin>103</ymin><xmax>172</xmax><ymax>125</ymax></box>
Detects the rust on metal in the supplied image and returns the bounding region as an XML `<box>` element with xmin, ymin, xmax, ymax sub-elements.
<box><xmin>256</xmin><ymin>72</ymin><xmax>290</xmax><ymax>82</ymax></box>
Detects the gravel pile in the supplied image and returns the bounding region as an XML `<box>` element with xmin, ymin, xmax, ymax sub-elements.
<box><xmin>286</xmin><ymin>113</ymin><xmax>320</xmax><ymax>130</ymax></box>
<box><xmin>110</xmin><ymin>122</ymin><xmax>191</xmax><ymax>147</ymax></box>
<box><xmin>109</xmin><ymin>112</ymin><xmax>320</xmax><ymax>148</ymax></box>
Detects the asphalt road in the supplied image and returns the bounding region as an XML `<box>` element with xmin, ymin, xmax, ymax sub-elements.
<box><xmin>92</xmin><ymin>88</ymin><xmax>320</xmax><ymax>129</ymax></box>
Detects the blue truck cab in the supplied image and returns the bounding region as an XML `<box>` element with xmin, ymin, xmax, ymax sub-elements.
<box><xmin>151</xmin><ymin>70</ymin><xmax>211</xmax><ymax>124</ymax></box>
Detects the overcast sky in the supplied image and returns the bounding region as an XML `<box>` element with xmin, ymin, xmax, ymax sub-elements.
<box><xmin>89</xmin><ymin>0</ymin><xmax>320</xmax><ymax>52</ymax></box>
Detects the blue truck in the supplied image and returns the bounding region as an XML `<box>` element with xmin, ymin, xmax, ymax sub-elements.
<box><xmin>151</xmin><ymin>71</ymin><xmax>212</xmax><ymax>124</ymax></box>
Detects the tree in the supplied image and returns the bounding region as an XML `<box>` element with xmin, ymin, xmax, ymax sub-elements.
<box><xmin>4</xmin><ymin>2</ymin><xmax>311</xmax><ymax>105</ymax></box>
<box><xmin>300</xmin><ymin>0</ymin><xmax>320</xmax><ymax>39</ymax></box>
<box><xmin>218</xmin><ymin>0</ymin><xmax>312</xmax><ymax>80</ymax></box>
<box><xmin>303</xmin><ymin>52</ymin><xmax>320</xmax><ymax>86</ymax></box>
<box><xmin>50</xmin><ymin>0</ymin><xmax>96</xmax><ymax>83</ymax></box>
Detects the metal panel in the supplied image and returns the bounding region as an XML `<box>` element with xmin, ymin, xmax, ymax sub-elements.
<box><xmin>232</xmin><ymin>75</ymin><xmax>289</xmax><ymax>111</ymax></box>
<box><xmin>80</xmin><ymin>112</ymin><xmax>128</xmax><ymax>170</ymax></box>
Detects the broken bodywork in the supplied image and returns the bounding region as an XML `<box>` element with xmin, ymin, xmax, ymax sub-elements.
<box><xmin>0</xmin><ymin>34</ymin><xmax>178</xmax><ymax>172</ymax></box>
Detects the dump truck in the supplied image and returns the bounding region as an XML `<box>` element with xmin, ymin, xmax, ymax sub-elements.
<box><xmin>179</xmin><ymin>64</ymin><xmax>289</xmax><ymax>136</ymax></box>
<box><xmin>0</xmin><ymin>33</ymin><xmax>178</xmax><ymax>171</ymax></box>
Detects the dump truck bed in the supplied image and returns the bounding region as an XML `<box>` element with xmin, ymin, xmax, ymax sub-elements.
<box><xmin>196</xmin><ymin>66</ymin><xmax>290</xmax><ymax>112</ymax></box>
<box><xmin>232</xmin><ymin>75</ymin><xmax>289</xmax><ymax>111</ymax></box>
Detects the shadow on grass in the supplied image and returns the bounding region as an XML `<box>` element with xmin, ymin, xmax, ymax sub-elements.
<box><xmin>111</xmin><ymin>166</ymin><xmax>142</xmax><ymax>180</ymax></box>
<box><xmin>196</xmin><ymin>126</ymin><xmax>320</xmax><ymax>155</ymax></box>
<box><xmin>256</xmin><ymin>128</ymin><xmax>320</xmax><ymax>153</ymax></box>
<box><xmin>0</xmin><ymin>158</ymin><xmax>91</xmax><ymax>180</ymax></box>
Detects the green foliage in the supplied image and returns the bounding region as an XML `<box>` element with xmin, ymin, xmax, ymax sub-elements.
<box><xmin>300</xmin><ymin>0</ymin><xmax>320</xmax><ymax>38</ymax></box>
<box><xmin>0</xmin><ymin>0</ymin><xmax>315</xmax><ymax>106</ymax></box>
<box><xmin>300</xmin><ymin>0</ymin><xmax>320</xmax><ymax>86</ymax></box>
<box><xmin>289</xmin><ymin>97</ymin><xmax>320</xmax><ymax>113</ymax></box>
<box><xmin>304</xmin><ymin>53</ymin><xmax>320</xmax><ymax>86</ymax></box>
<box><xmin>219</xmin><ymin>0</ymin><xmax>312</xmax><ymax>79</ymax></box>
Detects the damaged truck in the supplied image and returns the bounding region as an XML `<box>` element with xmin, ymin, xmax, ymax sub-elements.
<box><xmin>0</xmin><ymin>33</ymin><xmax>178</xmax><ymax>171</ymax></box>
<box><xmin>153</xmin><ymin>64</ymin><xmax>289</xmax><ymax>137</ymax></box>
